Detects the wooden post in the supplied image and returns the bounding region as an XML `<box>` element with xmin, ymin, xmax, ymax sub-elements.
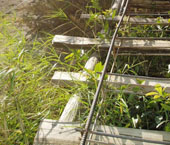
<box><xmin>57</xmin><ymin>53</ymin><xmax>98</xmax><ymax>128</ymax></box>
<box><xmin>34</xmin><ymin>119</ymin><xmax>170</xmax><ymax>145</ymax></box>
<box><xmin>111</xmin><ymin>0</ymin><xmax>123</xmax><ymax>14</ymax></box>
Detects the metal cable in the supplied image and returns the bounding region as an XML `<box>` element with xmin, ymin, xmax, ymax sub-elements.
<box><xmin>79</xmin><ymin>0</ymin><xmax>130</xmax><ymax>144</ymax></box>
<box><xmin>86</xmin><ymin>94</ymin><xmax>104</xmax><ymax>145</ymax></box>
<box><xmin>87</xmin><ymin>1</ymin><xmax>124</xmax><ymax>143</ymax></box>
<box><xmin>76</xmin><ymin>128</ymin><xmax>170</xmax><ymax>145</ymax></box>
<box><xmin>118</xmin><ymin>0</ymin><xmax>126</xmax><ymax>15</ymax></box>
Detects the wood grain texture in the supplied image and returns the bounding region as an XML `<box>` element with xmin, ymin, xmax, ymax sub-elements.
<box><xmin>52</xmin><ymin>35</ymin><xmax>170</xmax><ymax>51</ymax></box>
<box><xmin>34</xmin><ymin>119</ymin><xmax>170</xmax><ymax>145</ymax></box>
<box><xmin>129</xmin><ymin>0</ymin><xmax>170</xmax><ymax>9</ymax></box>
<box><xmin>80</xmin><ymin>14</ymin><xmax>170</xmax><ymax>25</ymax></box>
<box><xmin>56</xmin><ymin>53</ymin><xmax>98</xmax><ymax>129</ymax></box>
<box><xmin>52</xmin><ymin>71</ymin><xmax>170</xmax><ymax>94</ymax></box>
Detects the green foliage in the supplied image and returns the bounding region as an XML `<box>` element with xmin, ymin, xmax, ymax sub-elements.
<box><xmin>161</xmin><ymin>104</ymin><xmax>170</xmax><ymax>111</ymax></box>
<box><xmin>94</xmin><ymin>61</ymin><xmax>106</xmax><ymax>79</ymax></box>
<box><xmin>1</xmin><ymin>1</ymin><xmax>170</xmax><ymax>145</ymax></box>
<box><xmin>46</xmin><ymin>8</ymin><xmax>68</xmax><ymax>20</ymax></box>
<box><xmin>136</xmin><ymin>79</ymin><xmax>145</xmax><ymax>85</ymax></box>
<box><xmin>0</xmin><ymin>13</ymin><xmax>87</xmax><ymax>144</ymax></box>
<box><xmin>146</xmin><ymin>84</ymin><xmax>170</xmax><ymax>99</ymax></box>
<box><xmin>90</xmin><ymin>0</ymin><xmax>101</xmax><ymax>11</ymax></box>
<box><xmin>145</xmin><ymin>85</ymin><xmax>170</xmax><ymax>130</ymax></box>
<box><xmin>82</xmin><ymin>0</ymin><xmax>170</xmax><ymax>132</ymax></box>
<box><xmin>94</xmin><ymin>62</ymin><xmax>104</xmax><ymax>73</ymax></box>
<box><xmin>165</xmin><ymin>123</ymin><xmax>170</xmax><ymax>132</ymax></box>
<box><xmin>96</xmin><ymin>85</ymin><xmax>170</xmax><ymax>130</ymax></box>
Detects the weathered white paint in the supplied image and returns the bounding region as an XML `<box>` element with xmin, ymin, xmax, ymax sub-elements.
<box><xmin>80</xmin><ymin>14</ymin><xmax>170</xmax><ymax>25</ymax></box>
<box><xmin>130</xmin><ymin>0</ymin><xmax>170</xmax><ymax>5</ymax></box>
<box><xmin>58</xmin><ymin>94</ymin><xmax>80</xmax><ymax>123</ymax></box>
<box><xmin>52</xmin><ymin>71</ymin><xmax>170</xmax><ymax>94</ymax></box>
<box><xmin>83</xmin><ymin>53</ymin><xmax>98</xmax><ymax>73</ymax></box>
<box><xmin>56</xmin><ymin>53</ymin><xmax>98</xmax><ymax>129</ymax></box>
<box><xmin>52</xmin><ymin>35</ymin><xmax>170</xmax><ymax>51</ymax></box>
<box><xmin>168</xmin><ymin>65</ymin><xmax>170</xmax><ymax>73</ymax></box>
<box><xmin>111</xmin><ymin>0</ymin><xmax>122</xmax><ymax>12</ymax></box>
<box><xmin>34</xmin><ymin>119</ymin><xmax>170</xmax><ymax>145</ymax></box>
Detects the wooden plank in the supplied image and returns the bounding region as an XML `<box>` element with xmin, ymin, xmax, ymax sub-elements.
<box><xmin>34</xmin><ymin>119</ymin><xmax>81</xmax><ymax>145</ymax></box>
<box><xmin>128</xmin><ymin>0</ymin><xmax>170</xmax><ymax>12</ymax></box>
<box><xmin>129</xmin><ymin>0</ymin><xmax>170</xmax><ymax>10</ymax></box>
<box><xmin>52</xmin><ymin>35</ymin><xmax>170</xmax><ymax>51</ymax></box>
<box><xmin>117</xmin><ymin>53</ymin><xmax>170</xmax><ymax>56</ymax></box>
<box><xmin>34</xmin><ymin>119</ymin><xmax>170</xmax><ymax>145</ymax></box>
<box><xmin>129</xmin><ymin>4</ymin><xmax>170</xmax><ymax>10</ymax></box>
<box><xmin>56</xmin><ymin>53</ymin><xmax>98</xmax><ymax>128</ymax></box>
<box><xmin>52</xmin><ymin>72</ymin><xmax>86</xmax><ymax>86</ymax></box>
<box><xmin>106</xmin><ymin>74</ymin><xmax>170</xmax><ymax>94</ymax></box>
<box><xmin>111</xmin><ymin>0</ymin><xmax>122</xmax><ymax>13</ymax></box>
<box><xmin>80</xmin><ymin>14</ymin><xmax>170</xmax><ymax>25</ymax></box>
<box><xmin>52</xmin><ymin>71</ymin><xmax>170</xmax><ymax>94</ymax></box>
<box><xmin>130</xmin><ymin>0</ymin><xmax>170</xmax><ymax>5</ymax></box>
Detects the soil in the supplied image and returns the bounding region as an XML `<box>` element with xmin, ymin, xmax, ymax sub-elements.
<box><xmin>0</xmin><ymin>0</ymin><xmax>34</xmax><ymax>39</ymax></box>
<box><xmin>0</xmin><ymin>0</ymin><xmax>23</xmax><ymax>13</ymax></box>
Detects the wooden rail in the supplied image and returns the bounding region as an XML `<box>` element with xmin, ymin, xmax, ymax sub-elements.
<box><xmin>34</xmin><ymin>119</ymin><xmax>170</xmax><ymax>145</ymax></box>
<box><xmin>130</xmin><ymin>0</ymin><xmax>170</xmax><ymax>5</ymax></box>
<box><xmin>56</xmin><ymin>53</ymin><xmax>98</xmax><ymax>129</ymax></box>
<box><xmin>80</xmin><ymin>14</ymin><xmax>170</xmax><ymax>25</ymax></box>
<box><xmin>128</xmin><ymin>0</ymin><xmax>170</xmax><ymax>13</ymax></box>
<box><xmin>52</xmin><ymin>35</ymin><xmax>170</xmax><ymax>51</ymax></box>
<box><xmin>35</xmin><ymin>1</ymin><xmax>170</xmax><ymax>144</ymax></box>
<box><xmin>52</xmin><ymin>71</ymin><xmax>170</xmax><ymax>94</ymax></box>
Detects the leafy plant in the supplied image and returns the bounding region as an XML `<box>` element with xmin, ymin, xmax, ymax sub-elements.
<box><xmin>1</xmin><ymin>1</ymin><xmax>170</xmax><ymax>145</ymax></box>
<box><xmin>145</xmin><ymin>85</ymin><xmax>170</xmax><ymax>130</ymax></box>
<box><xmin>146</xmin><ymin>84</ymin><xmax>170</xmax><ymax>100</ymax></box>
<box><xmin>0</xmin><ymin>12</ymin><xmax>88</xmax><ymax>144</ymax></box>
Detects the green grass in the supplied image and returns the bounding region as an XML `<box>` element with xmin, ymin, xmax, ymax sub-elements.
<box><xmin>0</xmin><ymin>11</ymin><xmax>95</xmax><ymax>144</ymax></box>
<box><xmin>0</xmin><ymin>13</ymin><xmax>79</xmax><ymax>145</ymax></box>
<box><xmin>1</xmin><ymin>1</ymin><xmax>170</xmax><ymax>144</ymax></box>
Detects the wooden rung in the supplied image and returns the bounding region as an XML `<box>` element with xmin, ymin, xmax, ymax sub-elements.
<box><xmin>34</xmin><ymin>119</ymin><xmax>170</xmax><ymax>145</ymax></box>
<box><xmin>80</xmin><ymin>14</ymin><xmax>170</xmax><ymax>25</ymax></box>
<box><xmin>52</xmin><ymin>35</ymin><xmax>170</xmax><ymax>51</ymax></box>
<box><xmin>117</xmin><ymin>37</ymin><xmax>170</xmax><ymax>40</ymax></box>
<box><xmin>117</xmin><ymin>53</ymin><xmax>170</xmax><ymax>56</ymax></box>
<box><xmin>52</xmin><ymin>71</ymin><xmax>170</xmax><ymax>94</ymax></box>
<box><xmin>129</xmin><ymin>0</ymin><xmax>170</xmax><ymax>10</ymax></box>
<box><xmin>130</xmin><ymin>0</ymin><xmax>170</xmax><ymax>5</ymax></box>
